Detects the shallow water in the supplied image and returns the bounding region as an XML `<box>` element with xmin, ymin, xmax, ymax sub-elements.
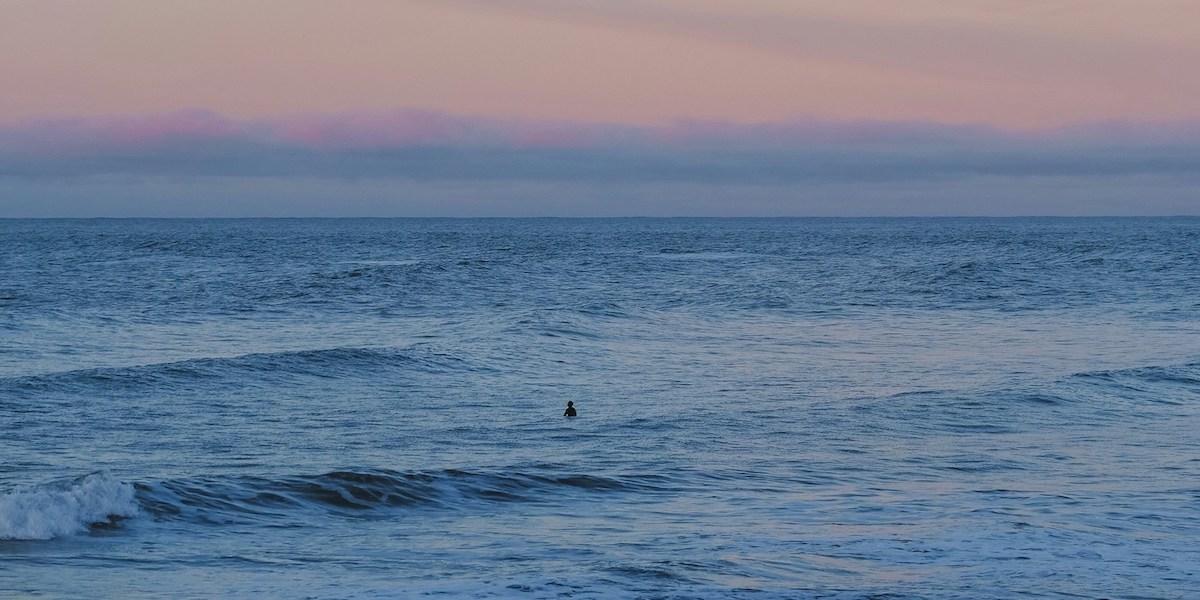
<box><xmin>2</xmin><ymin>218</ymin><xmax>1199</xmax><ymax>599</ymax></box>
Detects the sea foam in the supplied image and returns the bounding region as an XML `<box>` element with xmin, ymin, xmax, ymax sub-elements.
<box><xmin>0</xmin><ymin>473</ymin><xmax>139</xmax><ymax>540</ymax></box>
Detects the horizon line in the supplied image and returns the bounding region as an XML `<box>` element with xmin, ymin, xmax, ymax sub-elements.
<box><xmin>4</xmin><ymin>215</ymin><xmax>1198</xmax><ymax>221</ymax></box>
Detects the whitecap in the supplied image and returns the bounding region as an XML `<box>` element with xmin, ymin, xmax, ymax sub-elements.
<box><xmin>0</xmin><ymin>473</ymin><xmax>139</xmax><ymax>540</ymax></box>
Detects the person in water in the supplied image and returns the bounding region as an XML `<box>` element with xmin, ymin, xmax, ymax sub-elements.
<box><xmin>563</xmin><ymin>401</ymin><xmax>577</xmax><ymax>417</ymax></box>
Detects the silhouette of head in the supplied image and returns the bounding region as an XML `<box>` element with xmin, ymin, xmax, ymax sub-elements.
<box><xmin>567</xmin><ymin>401</ymin><xmax>574</xmax><ymax>407</ymax></box>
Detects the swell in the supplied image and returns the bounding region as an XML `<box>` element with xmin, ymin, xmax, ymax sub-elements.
<box><xmin>1072</xmin><ymin>361</ymin><xmax>1200</xmax><ymax>393</ymax></box>
<box><xmin>1</xmin><ymin>468</ymin><xmax>677</xmax><ymax>540</ymax></box>
<box><xmin>0</xmin><ymin>344</ymin><xmax>479</xmax><ymax>396</ymax></box>
<box><xmin>859</xmin><ymin>360</ymin><xmax>1200</xmax><ymax>434</ymax></box>
<box><xmin>1042</xmin><ymin>360</ymin><xmax>1200</xmax><ymax>409</ymax></box>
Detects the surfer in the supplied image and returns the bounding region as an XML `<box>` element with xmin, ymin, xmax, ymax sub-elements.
<box><xmin>563</xmin><ymin>401</ymin><xmax>577</xmax><ymax>417</ymax></box>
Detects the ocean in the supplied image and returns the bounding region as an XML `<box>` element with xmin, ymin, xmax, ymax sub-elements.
<box><xmin>2</xmin><ymin>217</ymin><xmax>1198</xmax><ymax>599</ymax></box>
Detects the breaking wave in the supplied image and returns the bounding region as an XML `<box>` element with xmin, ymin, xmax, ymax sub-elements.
<box><xmin>0</xmin><ymin>473</ymin><xmax>139</xmax><ymax>540</ymax></box>
<box><xmin>2</xmin><ymin>468</ymin><xmax>677</xmax><ymax>539</ymax></box>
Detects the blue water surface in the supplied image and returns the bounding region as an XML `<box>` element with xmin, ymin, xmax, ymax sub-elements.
<box><xmin>1</xmin><ymin>218</ymin><xmax>1199</xmax><ymax>599</ymax></box>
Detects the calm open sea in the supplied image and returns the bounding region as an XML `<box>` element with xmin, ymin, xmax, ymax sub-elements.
<box><xmin>2</xmin><ymin>218</ymin><xmax>1199</xmax><ymax>599</ymax></box>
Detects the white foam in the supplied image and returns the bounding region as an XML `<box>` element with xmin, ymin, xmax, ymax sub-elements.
<box><xmin>0</xmin><ymin>473</ymin><xmax>139</xmax><ymax>540</ymax></box>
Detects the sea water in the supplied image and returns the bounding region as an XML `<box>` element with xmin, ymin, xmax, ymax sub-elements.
<box><xmin>1</xmin><ymin>218</ymin><xmax>1198</xmax><ymax>599</ymax></box>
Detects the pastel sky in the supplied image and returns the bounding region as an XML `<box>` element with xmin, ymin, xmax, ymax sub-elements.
<box><xmin>1</xmin><ymin>1</ymin><xmax>1198</xmax><ymax>216</ymax></box>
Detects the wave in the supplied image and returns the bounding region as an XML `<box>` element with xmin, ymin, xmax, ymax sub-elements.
<box><xmin>858</xmin><ymin>360</ymin><xmax>1200</xmax><ymax>433</ymax></box>
<box><xmin>133</xmin><ymin>238</ymin><xmax>204</xmax><ymax>253</ymax></box>
<box><xmin>318</xmin><ymin>260</ymin><xmax>451</xmax><ymax>281</ymax></box>
<box><xmin>1073</xmin><ymin>361</ymin><xmax>1200</xmax><ymax>386</ymax></box>
<box><xmin>1</xmin><ymin>468</ymin><xmax>673</xmax><ymax>540</ymax></box>
<box><xmin>573</xmin><ymin>300</ymin><xmax>637</xmax><ymax>320</ymax></box>
<box><xmin>653</xmin><ymin>250</ymin><xmax>761</xmax><ymax>261</ymax></box>
<box><xmin>505</xmin><ymin>310</ymin><xmax>605</xmax><ymax>340</ymax></box>
<box><xmin>1066</xmin><ymin>361</ymin><xmax>1200</xmax><ymax>406</ymax></box>
<box><xmin>138</xmin><ymin>468</ymin><xmax>667</xmax><ymax>520</ymax></box>
<box><xmin>0</xmin><ymin>344</ymin><xmax>479</xmax><ymax>396</ymax></box>
<box><xmin>0</xmin><ymin>473</ymin><xmax>139</xmax><ymax>540</ymax></box>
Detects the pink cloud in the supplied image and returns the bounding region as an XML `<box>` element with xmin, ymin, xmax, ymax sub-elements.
<box><xmin>269</xmin><ymin>110</ymin><xmax>487</xmax><ymax>149</ymax></box>
<box><xmin>4</xmin><ymin>109</ymin><xmax>1199</xmax><ymax>162</ymax></box>
<box><xmin>99</xmin><ymin>110</ymin><xmax>247</xmax><ymax>146</ymax></box>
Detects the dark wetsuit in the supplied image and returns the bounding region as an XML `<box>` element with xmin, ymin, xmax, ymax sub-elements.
<box><xmin>564</xmin><ymin>405</ymin><xmax>577</xmax><ymax>417</ymax></box>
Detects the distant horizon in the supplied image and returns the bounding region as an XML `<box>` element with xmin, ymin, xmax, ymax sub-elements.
<box><xmin>5</xmin><ymin>214</ymin><xmax>1199</xmax><ymax>220</ymax></box>
<box><xmin>2</xmin><ymin>110</ymin><xmax>1197</xmax><ymax>218</ymax></box>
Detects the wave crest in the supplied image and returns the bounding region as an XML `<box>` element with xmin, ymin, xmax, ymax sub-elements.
<box><xmin>136</xmin><ymin>468</ymin><xmax>666</xmax><ymax>523</ymax></box>
<box><xmin>0</xmin><ymin>344</ymin><xmax>478</xmax><ymax>396</ymax></box>
<box><xmin>0</xmin><ymin>473</ymin><xmax>139</xmax><ymax>540</ymax></box>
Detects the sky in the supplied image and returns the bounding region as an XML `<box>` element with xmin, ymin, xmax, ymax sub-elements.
<box><xmin>1</xmin><ymin>0</ymin><xmax>1197</xmax><ymax>216</ymax></box>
